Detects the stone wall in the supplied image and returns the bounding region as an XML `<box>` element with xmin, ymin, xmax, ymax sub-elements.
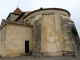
<box><xmin>60</xmin><ymin>15</ymin><xmax>80</xmax><ymax>57</ymax></box>
<box><xmin>32</xmin><ymin>19</ymin><xmax>42</xmax><ymax>56</ymax></box>
<box><xmin>24</xmin><ymin>9</ymin><xmax>69</xmax><ymax>22</ymax></box>
<box><xmin>4</xmin><ymin>24</ymin><xmax>33</xmax><ymax>57</ymax></box>
<box><xmin>0</xmin><ymin>26</ymin><xmax>6</xmax><ymax>57</ymax></box>
<box><xmin>24</xmin><ymin>9</ymin><xmax>80</xmax><ymax>57</ymax></box>
<box><xmin>17</xmin><ymin>15</ymin><xmax>24</xmax><ymax>22</ymax></box>
<box><xmin>41</xmin><ymin>14</ymin><xmax>63</xmax><ymax>56</ymax></box>
<box><xmin>8</xmin><ymin>14</ymin><xmax>19</xmax><ymax>21</ymax></box>
<box><xmin>0</xmin><ymin>8</ymin><xmax>79</xmax><ymax>57</ymax></box>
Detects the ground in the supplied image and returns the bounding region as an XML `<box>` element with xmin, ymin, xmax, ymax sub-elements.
<box><xmin>0</xmin><ymin>56</ymin><xmax>80</xmax><ymax>60</ymax></box>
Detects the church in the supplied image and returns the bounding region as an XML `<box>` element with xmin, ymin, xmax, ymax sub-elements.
<box><xmin>0</xmin><ymin>7</ymin><xmax>80</xmax><ymax>57</ymax></box>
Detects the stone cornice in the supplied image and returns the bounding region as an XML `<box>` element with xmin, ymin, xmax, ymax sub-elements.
<box><xmin>24</xmin><ymin>8</ymin><xmax>70</xmax><ymax>19</ymax></box>
<box><xmin>0</xmin><ymin>20</ymin><xmax>32</xmax><ymax>30</ymax></box>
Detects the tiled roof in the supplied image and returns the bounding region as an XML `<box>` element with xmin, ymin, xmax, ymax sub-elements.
<box><xmin>13</xmin><ymin>7</ymin><xmax>22</xmax><ymax>15</ymax></box>
<box><xmin>7</xmin><ymin>7</ymin><xmax>22</xmax><ymax>19</ymax></box>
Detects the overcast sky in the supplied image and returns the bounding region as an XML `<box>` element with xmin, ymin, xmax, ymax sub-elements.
<box><xmin>0</xmin><ymin>0</ymin><xmax>80</xmax><ymax>36</ymax></box>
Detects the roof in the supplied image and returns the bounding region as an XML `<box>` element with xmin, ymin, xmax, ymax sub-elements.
<box><xmin>7</xmin><ymin>7</ymin><xmax>22</xmax><ymax>19</ymax></box>
<box><xmin>7</xmin><ymin>13</ymin><xmax>20</xmax><ymax>19</ymax></box>
<box><xmin>15</xmin><ymin>12</ymin><xmax>25</xmax><ymax>21</ymax></box>
<box><xmin>24</xmin><ymin>8</ymin><xmax>70</xmax><ymax>19</ymax></box>
<box><xmin>15</xmin><ymin>11</ymin><xmax>31</xmax><ymax>21</ymax></box>
<box><xmin>13</xmin><ymin>7</ymin><xmax>22</xmax><ymax>15</ymax></box>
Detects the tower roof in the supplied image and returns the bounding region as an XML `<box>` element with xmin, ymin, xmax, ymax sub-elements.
<box><xmin>13</xmin><ymin>7</ymin><xmax>22</xmax><ymax>15</ymax></box>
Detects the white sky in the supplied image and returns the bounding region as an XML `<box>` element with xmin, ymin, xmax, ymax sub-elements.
<box><xmin>0</xmin><ymin>0</ymin><xmax>80</xmax><ymax>36</ymax></box>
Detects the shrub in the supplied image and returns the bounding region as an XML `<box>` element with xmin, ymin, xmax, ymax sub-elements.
<box><xmin>71</xmin><ymin>26</ymin><xmax>78</xmax><ymax>35</ymax></box>
<box><xmin>39</xmin><ymin>7</ymin><xmax>43</xmax><ymax>10</ymax></box>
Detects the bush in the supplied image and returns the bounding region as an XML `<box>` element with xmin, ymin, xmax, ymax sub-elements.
<box><xmin>39</xmin><ymin>7</ymin><xmax>43</xmax><ymax>10</ymax></box>
<box><xmin>71</xmin><ymin>26</ymin><xmax>78</xmax><ymax>35</ymax></box>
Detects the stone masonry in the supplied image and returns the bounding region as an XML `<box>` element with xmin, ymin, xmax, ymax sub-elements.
<box><xmin>32</xmin><ymin>19</ymin><xmax>42</xmax><ymax>56</ymax></box>
<box><xmin>0</xmin><ymin>8</ymin><xmax>80</xmax><ymax>57</ymax></box>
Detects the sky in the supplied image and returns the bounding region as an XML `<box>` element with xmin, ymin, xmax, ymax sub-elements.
<box><xmin>0</xmin><ymin>0</ymin><xmax>80</xmax><ymax>36</ymax></box>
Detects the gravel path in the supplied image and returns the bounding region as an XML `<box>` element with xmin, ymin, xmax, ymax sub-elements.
<box><xmin>0</xmin><ymin>56</ymin><xmax>80</xmax><ymax>60</ymax></box>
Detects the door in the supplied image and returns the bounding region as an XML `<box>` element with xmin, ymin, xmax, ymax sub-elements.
<box><xmin>25</xmin><ymin>41</ymin><xmax>29</xmax><ymax>53</ymax></box>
